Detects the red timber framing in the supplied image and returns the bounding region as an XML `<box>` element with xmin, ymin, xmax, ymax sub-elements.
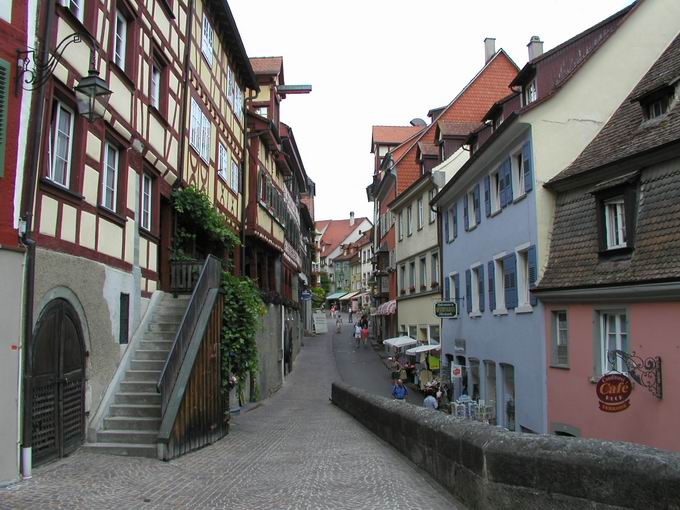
<box><xmin>29</xmin><ymin>0</ymin><xmax>187</xmax><ymax>294</ymax></box>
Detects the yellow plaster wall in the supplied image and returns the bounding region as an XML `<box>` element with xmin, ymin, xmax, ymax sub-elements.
<box><xmin>79</xmin><ymin>211</ymin><xmax>96</xmax><ymax>250</ymax></box>
<box><xmin>39</xmin><ymin>196</ymin><xmax>58</xmax><ymax>237</ymax></box>
<box><xmin>140</xmin><ymin>237</ymin><xmax>148</xmax><ymax>269</ymax></box>
<box><xmin>148</xmin><ymin>242</ymin><xmax>157</xmax><ymax>272</ymax></box>
<box><xmin>109</xmin><ymin>72</ymin><xmax>132</xmax><ymax>124</ymax></box>
<box><xmin>97</xmin><ymin>218</ymin><xmax>123</xmax><ymax>258</ymax></box>
<box><xmin>86</xmin><ymin>131</ymin><xmax>101</xmax><ymax>161</ymax></box>
<box><xmin>124</xmin><ymin>219</ymin><xmax>134</xmax><ymax>264</ymax></box>
<box><xmin>60</xmin><ymin>204</ymin><xmax>77</xmax><ymax>243</ymax></box>
<box><xmin>82</xmin><ymin>165</ymin><xmax>99</xmax><ymax>206</ymax></box>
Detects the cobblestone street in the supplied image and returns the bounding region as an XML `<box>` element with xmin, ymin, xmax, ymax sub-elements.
<box><xmin>0</xmin><ymin>319</ymin><xmax>462</xmax><ymax>510</ymax></box>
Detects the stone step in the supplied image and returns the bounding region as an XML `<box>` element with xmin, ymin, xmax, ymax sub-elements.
<box><xmin>148</xmin><ymin>322</ymin><xmax>180</xmax><ymax>332</ymax></box>
<box><xmin>115</xmin><ymin>392</ymin><xmax>162</xmax><ymax>405</ymax></box>
<box><xmin>96</xmin><ymin>429</ymin><xmax>158</xmax><ymax>445</ymax></box>
<box><xmin>134</xmin><ymin>349</ymin><xmax>168</xmax><ymax>361</ymax></box>
<box><xmin>81</xmin><ymin>442</ymin><xmax>157</xmax><ymax>459</ymax></box>
<box><xmin>153</xmin><ymin>312</ymin><xmax>185</xmax><ymax>322</ymax></box>
<box><xmin>103</xmin><ymin>416</ymin><xmax>161</xmax><ymax>431</ymax></box>
<box><xmin>119</xmin><ymin>381</ymin><xmax>158</xmax><ymax>393</ymax></box>
<box><xmin>125</xmin><ymin>369</ymin><xmax>161</xmax><ymax>382</ymax></box>
<box><xmin>139</xmin><ymin>339</ymin><xmax>174</xmax><ymax>350</ymax></box>
<box><xmin>130</xmin><ymin>359</ymin><xmax>166</xmax><ymax>371</ymax></box>
<box><xmin>109</xmin><ymin>403</ymin><xmax>161</xmax><ymax>418</ymax></box>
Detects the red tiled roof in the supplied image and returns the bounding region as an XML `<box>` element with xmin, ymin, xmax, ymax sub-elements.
<box><xmin>417</xmin><ymin>141</ymin><xmax>439</xmax><ymax>157</ymax></box>
<box><xmin>391</xmin><ymin>50</ymin><xmax>519</xmax><ymax>195</ymax></box>
<box><xmin>438</xmin><ymin>120</ymin><xmax>483</xmax><ymax>138</ymax></box>
<box><xmin>371</xmin><ymin>126</ymin><xmax>424</xmax><ymax>152</ymax></box>
<box><xmin>250</xmin><ymin>56</ymin><xmax>283</xmax><ymax>76</ymax></box>
<box><xmin>316</xmin><ymin>218</ymin><xmax>369</xmax><ymax>257</ymax></box>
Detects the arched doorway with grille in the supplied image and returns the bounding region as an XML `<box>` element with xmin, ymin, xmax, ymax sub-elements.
<box><xmin>30</xmin><ymin>299</ymin><xmax>86</xmax><ymax>466</ymax></box>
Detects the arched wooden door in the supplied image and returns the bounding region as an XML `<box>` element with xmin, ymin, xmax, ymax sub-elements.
<box><xmin>31</xmin><ymin>299</ymin><xmax>86</xmax><ymax>466</ymax></box>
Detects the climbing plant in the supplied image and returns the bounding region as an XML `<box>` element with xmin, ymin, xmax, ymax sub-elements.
<box><xmin>171</xmin><ymin>186</ymin><xmax>240</xmax><ymax>260</ymax></box>
<box><xmin>220</xmin><ymin>271</ymin><xmax>266</xmax><ymax>401</ymax></box>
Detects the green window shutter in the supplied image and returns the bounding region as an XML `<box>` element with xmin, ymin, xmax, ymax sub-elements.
<box><xmin>0</xmin><ymin>59</ymin><xmax>9</xmax><ymax>178</ymax></box>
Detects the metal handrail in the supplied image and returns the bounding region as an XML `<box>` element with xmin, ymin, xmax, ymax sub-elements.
<box><xmin>157</xmin><ymin>255</ymin><xmax>223</xmax><ymax>414</ymax></box>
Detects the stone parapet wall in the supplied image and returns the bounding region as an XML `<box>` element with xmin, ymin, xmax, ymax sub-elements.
<box><xmin>331</xmin><ymin>382</ymin><xmax>680</xmax><ymax>510</ymax></box>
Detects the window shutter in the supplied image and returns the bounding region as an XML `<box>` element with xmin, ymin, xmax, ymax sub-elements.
<box><xmin>465</xmin><ymin>269</ymin><xmax>471</xmax><ymax>314</ymax></box>
<box><xmin>503</xmin><ymin>253</ymin><xmax>517</xmax><ymax>309</ymax></box>
<box><xmin>444</xmin><ymin>275</ymin><xmax>450</xmax><ymax>300</ymax></box>
<box><xmin>501</xmin><ymin>157</ymin><xmax>512</xmax><ymax>207</ymax></box>
<box><xmin>488</xmin><ymin>261</ymin><xmax>495</xmax><ymax>311</ymax></box>
<box><xmin>484</xmin><ymin>175</ymin><xmax>491</xmax><ymax>217</ymax></box>
<box><xmin>453</xmin><ymin>203</ymin><xmax>458</xmax><ymax>238</ymax></box>
<box><xmin>523</xmin><ymin>142</ymin><xmax>533</xmax><ymax>193</ymax></box>
<box><xmin>0</xmin><ymin>60</ymin><xmax>8</xmax><ymax>177</ymax></box>
<box><xmin>463</xmin><ymin>195</ymin><xmax>468</xmax><ymax>231</ymax></box>
<box><xmin>474</xmin><ymin>184</ymin><xmax>481</xmax><ymax>225</ymax></box>
<box><xmin>444</xmin><ymin>209</ymin><xmax>449</xmax><ymax>243</ymax></box>
<box><xmin>528</xmin><ymin>244</ymin><xmax>538</xmax><ymax>305</ymax></box>
<box><xmin>478</xmin><ymin>264</ymin><xmax>485</xmax><ymax>312</ymax></box>
<box><xmin>454</xmin><ymin>274</ymin><xmax>460</xmax><ymax>309</ymax></box>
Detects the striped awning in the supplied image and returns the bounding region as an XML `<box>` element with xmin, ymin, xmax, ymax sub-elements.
<box><xmin>339</xmin><ymin>291</ymin><xmax>360</xmax><ymax>301</ymax></box>
<box><xmin>374</xmin><ymin>299</ymin><xmax>397</xmax><ymax>316</ymax></box>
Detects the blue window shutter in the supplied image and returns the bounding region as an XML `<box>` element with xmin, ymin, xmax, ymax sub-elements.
<box><xmin>444</xmin><ymin>275</ymin><xmax>450</xmax><ymax>300</ymax></box>
<box><xmin>454</xmin><ymin>274</ymin><xmax>460</xmax><ymax>314</ymax></box>
<box><xmin>484</xmin><ymin>175</ymin><xmax>491</xmax><ymax>217</ymax></box>
<box><xmin>478</xmin><ymin>264</ymin><xmax>485</xmax><ymax>312</ymax></box>
<box><xmin>0</xmin><ymin>60</ymin><xmax>8</xmax><ymax>178</ymax></box>
<box><xmin>463</xmin><ymin>195</ymin><xmax>468</xmax><ymax>231</ymax></box>
<box><xmin>474</xmin><ymin>184</ymin><xmax>481</xmax><ymax>225</ymax></box>
<box><xmin>504</xmin><ymin>254</ymin><xmax>517</xmax><ymax>309</ymax></box>
<box><xmin>488</xmin><ymin>261</ymin><xmax>495</xmax><ymax>311</ymax></box>
<box><xmin>500</xmin><ymin>158</ymin><xmax>510</xmax><ymax>208</ymax></box>
<box><xmin>444</xmin><ymin>209</ymin><xmax>450</xmax><ymax>243</ymax></box>
<box><xmin>523</xmin><ymin>142</ymin><xmax>533</xmax><ymax>193</ymax></box>
<box><xmin>453</xmin><ymin>203</ymin><xmax>458</xmax><ymax>238</ymax></box>
<box><xmin>528</xmin><ymin>244</ymin><xmax>538</xmax><ymax>305</ymax></box>
<box><xmin>465</xmin><ymin>269</ymin><xmax>471</xmax><ymax>314</ymax></box>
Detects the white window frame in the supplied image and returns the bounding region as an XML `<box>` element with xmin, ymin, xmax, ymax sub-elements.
<box><xmin>431</xmin><ymin>252</ymin><xmax>439</xmax><ymax>286</ymax></box>
<box><xmin>48</xmin><ymin>100</ymin><xmax>75</xmax><ymax>188</ymax></box>
<box><xmin>470</xmin><ymin>265</ymin><xmax>481</xmax><ymax>315</ymax></box>
<box><xmin>447</xmin><ymin>207</ymin><xmax>455</xmax><ymax>242</ymax></box>
<box><xmin>201</xmin><ymin>15</ymin><xmax>214</xmax><ymax>67</ymax></box>
<box><xmin>467</xmin><ymin>190</ymin><xmax>477</xmax><ymax>229</ymax></box>
<box><xmin>599</xmin><ymin>311</ymin><xmax>627</xmax><ymax>374</ymax></box>
<box><xmin>151</xmin><ymin>63</ymin><xmax>161</xmax><ymax>110</ymax></box>
<box><xmin>604</xmin><ymin>198</ymin><xmax>627</xmax><ymax>249</ymax></box>
<box><xmin>493</xmin><ymin>255</ymin><xmax>506</xmax><ymax>313</ymax></box>
<box><xmin>102</xmin><ymin>142</ymin><xmax>119</xmax><ymax>211</ymax></box>
<box><xmin>190</xmin><ymin>97</ymin><xmax>211</xmax><ymax>163</ymax></box>
<box><xmin>62</xmin><ymin>0</ymin><xmax>84</xmax><ymax>22</ymax></box>
<box><xmin>406</xmin><ymin>206</ymin><xmax>413</xmax><ymax>236</ymax></box>
<box><xmin>227</xmin><ymin>65</ymin><xmax>235</xmax><ymax>106</ymax></box>
<box><xmin>141</xmin><ymin>173</ymin><xmax>152</xmax><ymax>231</ymax></box>
<box><xmin>524</xmin><ymin>79</ymin><xmax>537</xmax><ymax>105</ymax></box>
<box><xmin>417</xmin><ymin>197</ymin><xmax>424</xmax><ymax>229</ymax></box>
<box><xmin>218</xmin><ymin>143</ymin><xmax>229</xmax><ymax>182</ymax></box>
<box><xmin>114</xmin><ymin>10</ymin><xmax>127</xmax><ymax>69</ymax></box>
<box><xmin>409</xmin><ymin>260</ymin><xmax>416</xmax><ymax>289</ymax></box>
<box><xmin>516</xmin><ymin>247</ymin><xmax>531</xmax><ymax>310</ymax></box>
<box><xmin>448</xmin><ymin>271</ymin><xmax>458</xmax><ymax>303</ymax></box>
<box><xmin>553</xmin><ymin>311</ymin><xmax>568</xmax><ymax>367</ymax></box>
<box><xmin>511</xmin><ymin>150</ymin><xmax>525</xmax><ymax>200</ymax></box>
<box><xmin>231</xmin><ymin>158</ymin><xmax>239</xmax><ymax>192</ymax></box>
<box><xmin>491</xmin><ymin>169</ymin><xmax>501</xmax><ymax>213</ymax></box>
<box><xmin>419</xmin><ymin>257</ymin><xmax>427</xmax><ymax>289</ymax></box>
<box><xmin>399</xmin><ymin>264</ymin><xmax>406</xmax><ymax>293</ymax></box>
<box><xmin>428</xmin><ymin>189</ymin><xmax>436</xmax><ymax>223</ymax></box>
<box><xmin>398</xmin><ymin>211</ymin><xmax>403</xmax><ymax>241</ymax></box>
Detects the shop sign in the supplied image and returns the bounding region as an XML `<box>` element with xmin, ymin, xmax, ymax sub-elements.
<box><xmin>451</xmin><ymin>364</ymin><xmax>463</xmax><ymax>379</ymax></box>
<box><xmin>313</xmin><ymin>312</ymin><xmax>328</xmax><ymax>334</ymax></box>
<box><xmin>596</xmin><ymin>373</ymin><xmax>632</xmax><ymax>413</ymax></box>
<box><xmin>300</xmin><ymin>290</ymin><xmax>312</xmax><ymax>301</ymax></box>
<box><xmin>435</xmin><ymin>301</ymin><xmax>458</xmax><ymax>318</ymax></box>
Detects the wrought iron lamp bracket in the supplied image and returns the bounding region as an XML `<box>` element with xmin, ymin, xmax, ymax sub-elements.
<box><xmin>607</xmin><ymin>350</ymin><xmax>662</xmax><ymax>399</ymax></box>
<box><xmin>16</xmin><ymin>33</ymin><xmax>83</xmax><ymax>94</ymax></box>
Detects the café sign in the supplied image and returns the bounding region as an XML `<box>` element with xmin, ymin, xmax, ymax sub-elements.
<box><xmin>596</xmin><ymin>373</ymin><xmax>632</xmax><ymax>413</ymax></box>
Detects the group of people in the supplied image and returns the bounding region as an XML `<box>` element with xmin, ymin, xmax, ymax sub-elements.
<box><xmin>353</xmin><ymin>315</ymin><xmax>369</xmax><ymax>347</ymax></box>
<box><xmin>391</xmin><ymin>377</ymin><xmax>444</xmax><ymax>411</ymax></box>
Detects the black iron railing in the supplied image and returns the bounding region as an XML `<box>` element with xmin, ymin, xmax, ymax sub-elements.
<box><xmin>170</xmin><ymin>259</ymin><xmax>204</xmax><ymax>294</ymax></box>
<box><xmin>158</xmin><ymin>255</ymin><xmax>223</xmax><ymax>415</ymax></box>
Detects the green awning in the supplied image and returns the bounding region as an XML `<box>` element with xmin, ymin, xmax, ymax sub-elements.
<box><xmin>326</xmin><ymin>292</ymin><xmax>348</xmax><ymax>300</ymax></box>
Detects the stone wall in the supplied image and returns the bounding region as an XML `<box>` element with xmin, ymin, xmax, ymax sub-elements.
<box><xmin>254</xmin><ymin>304</ymin><xmax>283</xmax><ymax>400</ymax></box>
<box><xmin>331</xmin><ymin>382</ymin><xmax>680</xmax><ymax>510</ymax></box>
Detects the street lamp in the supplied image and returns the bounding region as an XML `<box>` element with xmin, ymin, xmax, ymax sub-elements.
<box><xmin>74</xmin><ymin>67</ymin><xmax>112</xmax><ymax>122</ymax></box>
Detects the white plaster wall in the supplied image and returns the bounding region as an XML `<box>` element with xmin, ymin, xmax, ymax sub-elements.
<box><xmin>395</xmin><ymin>187</ymin><xmax>438</xmax><ymax>263</ymax></box>
<box><xmin>432</xmin><ymin>146</ymin><xmax>470</xmax><ymax>183</ymax></box>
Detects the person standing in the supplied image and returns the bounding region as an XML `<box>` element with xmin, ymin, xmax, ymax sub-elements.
<box><xmin>423</xmin><ymin>390</ymin><xmax>438</xmax><ymax>410</ymax></box>
<box><xmin>360</xmin><ymin>315</ymin><xmax>369</xmax><ymax>347</ymax></box>
<box><xmin>392</xmin><ymin>379</ymin><xmax>408</xmax><ymax>401</ymax></box>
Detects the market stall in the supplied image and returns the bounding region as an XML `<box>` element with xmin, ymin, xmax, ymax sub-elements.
<box><xmin>405</xmin><ymin>343</ymin><xmax>441</xmax><ymax>390</ymax></box>
<box><xmin>384</xmin><ymin>336</ymin><xmax>418</xmax><ymax>382</ymax></box>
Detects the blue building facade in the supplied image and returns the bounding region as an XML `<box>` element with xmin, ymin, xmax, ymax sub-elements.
<box><xmin>436</xmin><ymin>124</ymin><xmax>547</xmax><ymax>433</ymax></box>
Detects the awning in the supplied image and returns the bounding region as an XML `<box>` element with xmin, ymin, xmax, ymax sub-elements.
<box><xmin>374</xmin><ymin>299</ymin><xmax>396</xmax><ymax>316</ymax></box>
<box><xmin>384</xmin><ymin>336</ymin><xmax>418</xmax><ymax>349</ymax></box>
<box><xmin>406</xmin><ymin>344</ymin><xmax>441</xmax><ymax>355</ymax></box>
<box><xmin>326</xmin><ymin>292</ymin><xmax>347</xmax><ymax>300</ymax></box>
<box><xmin>339</xmin><ymin>291</ymin><xmax>360</xmax><ymax>301</ymax></box>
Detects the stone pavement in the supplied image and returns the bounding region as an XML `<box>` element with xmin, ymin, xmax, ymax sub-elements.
<box><xmin>0</xmin><ymin>317</ymin><xmax>463</xmax><ymax>510</ymax></box>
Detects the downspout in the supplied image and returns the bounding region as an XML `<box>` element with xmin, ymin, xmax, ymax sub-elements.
<box><xmin>240</xmin><ymin>90</ymin><xmax>256</xmax><ymax>276</ymax></box>
<box><xmin>19</xmin><ymin>0</ymin><xmax>57</xmax><ymax>479</ymax></box>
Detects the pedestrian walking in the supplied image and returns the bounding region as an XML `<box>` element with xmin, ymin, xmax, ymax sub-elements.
<box><xmin>391</xmin><ymin>379</ymin><xmax>408</xmax><ymax>401</ymax></box>
<box><xmin>423</xmin><ymin>390</ymin><xmax>438</xmax><ymax>410</ymax></box>
<box><xmin>354</xmin><ymin>322</ymin><xmax>362</xmax><ymax>348</ymax></box>
<box><xmin>348</xmin><ymin>308</ymin><xmax>353</xmax><ymax>323</ymax></box>
<box><xmin>359</xmin><ymin>315</ymin><xmax>369</xmax><ymax>347</ymax></box>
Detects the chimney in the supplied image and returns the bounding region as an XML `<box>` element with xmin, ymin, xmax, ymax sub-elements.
<box><xmin>527</xmin><ymin>36</ymin><xmax>544</xmax><ymax>61</ymax></box>
<box><xmin>349</xmin><ymin>211</ymin><xmax>355</xmax><ymax>226</ymax></box>
<box><xmin>484</xmin><ymin>37</ymin><xmax>496</xmax><ymax>64</ymax></box>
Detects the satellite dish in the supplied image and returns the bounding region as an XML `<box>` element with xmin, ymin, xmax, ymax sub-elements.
<box><xmin>410</xmin><ymin>118</ymin><xmax>427</xmax><ymax>127</ymax></box>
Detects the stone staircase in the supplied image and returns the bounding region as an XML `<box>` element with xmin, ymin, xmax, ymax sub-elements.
<box><xmin>83</xmin><ymin>294</ymin><xmax>190</xmax><ymax>458</ymax></box>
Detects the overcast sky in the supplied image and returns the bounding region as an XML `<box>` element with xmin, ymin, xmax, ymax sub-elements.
<box><xmin>229</xmin><ymin>0</ymin><xmax>634</xmax><ymax>222</ymax></box>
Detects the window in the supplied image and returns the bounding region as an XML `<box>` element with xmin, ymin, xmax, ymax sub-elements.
<box><xmin>61</xmin><ymin>0</ymin><xmax>84</xmax><ymax>22</ymax></box>
<box><xmin>48</xmin><ymin>100</ymin><xmax>75</xmax><ymax>187</ymax></box>
<box><xmin>141</xmin><ymin>173</ymin><xmax>152</xmax><ymax>231</ymax></box>
<box><xmin>256</xmin><ymin>106</ymin><xmax>268</xmax><ymax>117</ymax></box>
<box><xmin>644</xmin><ymin>96</ymin><xmax>670</xmax><ymax>120</ymax></box>
<box><xmin>484</xmin><ymin>361</ymin><xmax>497</xmax><ymax>425</ymax></box>
<box><xmin>399</xmin><ymin>264</ymin><xmax>406</xmax><ymax>293</ymax></box>
<box><xmin>218</xmin><ymin>143</ymin><xmax>229</xmax><ymax>182</ymax></box>
<box><xmin>227</xmin><ymin>65</ymin><xmax>235</xmax><ymax>106</ymax></box>
<box><xmin>604</xmin><ymin>198</ymin><xmax>626</xmax><ymax>249</ymax></box>
<box><xmin>406</xmin><ymin>206</ymin><xmax>413</xmax><ymax>236</ymax></box>
<box><xmin>491</xmin><ymin>171</ymin><xmax>501</xmax><ymax>213</ymax></box>
<box><xmin>231</xmin><ymin>158</ymin><xmax>239</xmax><ymax>192</ymax></box>
<box><xmin>431</xmin><ymin>253</ymin><xmax>439</xmax><ymax>287</ymax></box>
<box><xmin>150</xmin><ymin>58</ymin><xmax>166</xmax><ymax>112</ymax></box>
<box><xmin>429</xmin><ymin>325</ymin><xmax>440</xmax><ymax>344</ymax></box>
<box><xmin>201</xmin><ymin>15</ymin><xmax>214</xmax><ymax>66</ymax></box>
<box><xmin>417</xmin><ymin>198</ymin><xmax>424</xmax><ymax>229</ymax></box>
<box><xmin>468</xmin><ymin>265</ymin><xmax>484</xmax><ymax>315</ymax></box>
<box><xmin>398</xmin><ymin>211</ymin><xmax>403</xmax><ymax>241</ymax></box>
<box><xmin>408</xmin><ymin>325</ymin><xmax>417</xmax><ymax>339</ymax></box>
<box><xmin>517</xmin><ymin>249</ymin><xmax>530</xmax><ymax>308</ymax></box>
<box><xmin>113</xmin><ymin>10</ymin><xmax>127</xmax><ymax>69</ymax></box>
<box><xmin>524</xmin><ymin>79</ymin><xmax>537</xmax><ymax>105</ymax></box>
<box><xmin>409</xmin><ymin>260</ymin><xmax>416</xmax><ymax>290</ymax></box>
<box><xmin>492</xmin><ymin>258</ymin><xmax>505</xmax><ymax>311</ymax></box>
<box><xmin>419</xmin><ymin>257</ymin><xmax>427</xmax><ymax>289</ymax></box>
<box><xmin>599</xmin><ymin>311</ymin><xmax>627</xmax><ymax>374</ymax></box>
<box><xmin>428</xmin><ymin>189</ymin><xmax>436</xmax><ymax>223</ymax></box>
<box><xmin>512</xmin><ymin>152</ymin><xmax>524</xmax><ymax>200</ymax></box>
<box><xmin>190</xmin><ymin>97</ymin><xmax>211</xmax><ymax>163</ymax></box>
<box><xmin>552</xmin><ymin>311</ymin><xmax>568</xmax><ymax>367</ymax></box>
<box><xmin>465</xmin><ymin>186</ymin><xmax>480</xmax><ymax>230</ymax></box>
<box><xmin>102</xmin><ymin>142</ymin><xmax>119</xmax><ymax>211</ymax></box>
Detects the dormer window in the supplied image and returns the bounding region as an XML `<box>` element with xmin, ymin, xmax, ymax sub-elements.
<box><xmin>523</xmin><ymin>79</ymin><xmax>537</xmax><ymax>106</ymax></box>
<box><xmin>593</xmin><ymin>173</ymin><xmax>638</xmax><ymax>255</ymax></box>
<box><xmin>604</xmin><ymin>198</ymin><xmax>626</xmax><ymax>249</ymax></box>
<box><xmin>645</xmin><ymin>96</ymin><xmax>669</xmax><ymax>120</ymax></box>
<box><xmin>638</xmin><ymin>86</ymin><xmax>675</xmax><ymax>122</ymax></box>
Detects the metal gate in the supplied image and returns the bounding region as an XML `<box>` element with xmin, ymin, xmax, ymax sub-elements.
<box><xmin>31</xmin><ymin>299</ymin><xmax>85</xmax><ymax>466</ymax></box>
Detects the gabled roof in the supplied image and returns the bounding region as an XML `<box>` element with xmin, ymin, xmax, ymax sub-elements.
<box><xmin>316</xmin><ymin>218</ymin><xmax>370</xmax><ymax>258</ymax></box>
<box><xmin>550</xmin><ymin>33</ymin><xmax>680</xmax><ymax>185</ymax></box>
<box><xmin>417</xmin><ymin>142</ymin><xmax>439</xmax><ymax>158</ymax></box>
<box><xmin>250</xmin><ymin>56</ymin><xmax>284</xmax><ymax>79</ymax></box>
<box><xmin>390</xmin><ymin>49</ymin><xmax>519</xmax><ymax>195</ymax></box>
<box><xmin>436</xmin><ymin>121</ymin><xmax>483</xmax><ymax>139</ymax></box>
<box><xmin>371</xmin><ymin>126</ymin><xmax>424</xmax><ymax>152</ymax></box>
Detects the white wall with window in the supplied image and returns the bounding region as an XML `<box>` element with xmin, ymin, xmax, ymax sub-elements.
<box><xmin>102</xmin><ymin>143</ymin><xmax>119</xmax><ymax>211</ymax></box>
<box><xmin>201</xmin><ymin>15</ymin><xmax>214</xmax><ymax>66</ymax></box>
<box><xmin>597</xmin><ymin>310</ymin><xmax>628</xmax><ymax>374</ymax></box>
<box><xmin>49</xmin><ymin>101</ymin><xmax>75</xmax><ymax>187</ymax></box>
<box><xmin>417</xmin><ymin>197</ymin><xmax>424</xmax><ymax>229</ymax></box>
<box><xmin>406</xmin><ymin>206</ymin><xmax>413</xmax><ymax>236</ymax></box>
<box><xmin>552</xmin><ymin>311</ymin><xmax>568</xmax><ymax>367</ymax></box>
<box><xmin>190</xmin><ymin>97</ymin><xmax>211</xmax><ymax>163</ymax></box>
<box><xmin>150</xmin><ymin>63</ymin><xmax>162</xmax><ymax>110</ymax></box>
<box><xmin>113</xmin><ymin>10</ymin><xmax>127</xmax><ymax>69</ymax></box>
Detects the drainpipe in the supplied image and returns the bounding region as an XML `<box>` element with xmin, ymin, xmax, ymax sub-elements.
<box><xmin>240</xmin><ymin>90</ymin><xmax>256</xmax><ymax>276</ymax></box>
<box><xmin>18</xmin><ymin>0</ymin><xmax>57</xmax><ymax>479</ymax></box>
